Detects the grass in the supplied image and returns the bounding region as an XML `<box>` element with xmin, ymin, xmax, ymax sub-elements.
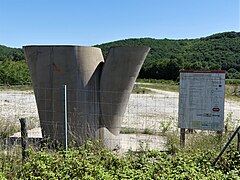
<box><xmin>132</xmin><ymin>86</ymin><xmax>154</xmax><ymax>94</ymax></box>
<box><xmin>137</xmin><ymin>78</ymin><xmax>178</xmax><ymax>85</ymax></box>
<box><xmin>0</xmin><ymin>80</ymin><xmax>239</xmax><ymax>178</ymax></box>
<box><xmin>225</xmin><ymin>84</ymin><xmax>240</xmax><ymax>101</ymax></box>
<box><xmin>0</xmin><ymin>118</ymin><xmax>40</xmax><ymax>139</ymax></box>
<box><xmin>0</xmin><ymin>85</ymin><xmax>33</xmax><ymax>91</ymax></box>
<box><xmin>0</xmin><ymin>131</ymin><xmax>239</xmax><ymax>179</ymax></box>
<box><xmin>120</xmin><ymin>127</ymin><xmax>139</xmax><ymax>134</ymax></box>
<box><xmin>141</xmin><ymin>83</ymin><xmax>179</xmax><ymax>92</ymax></box>
<box><xmin>137</xmin><ymin>78</ymin><xmax>179</xmax><ymax>92</ymax></box>
<box><xmin>120</xmin><ymin>127</ymin><xmax>158</xmax><ymax>135</ymax></box>
<box><xmin>0</xmin><ymin>120</ymin><xmax>20</xmax><ymax>138</ymax></box>
<box><xmin>137</xmin><ymin>78</ymin><xmax>240</xmax><ymax>101</ymax></box>
<box><xmin>0</xmin><ymin>108</ymin><xmax>239</xmax><ymax>179</ymax></box>
<box><xmin>1</xmin><ymin>80</ymin><xmax>240</xmax><ymax>101</ymax></box>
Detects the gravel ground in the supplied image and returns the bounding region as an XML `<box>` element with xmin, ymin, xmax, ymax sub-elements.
<box><xmin>1</xmin><ymin>89</ymin><xmax>240</xmax><ymax>131</ymax></box>
<box><xmin>1</xmin><ymin>89</ymin><xmax>240</xmax><ymax>151</ymax></box>
<box><xmin>0</xmin><ymin>90</ymin><xmax>38</xmax><ymax>123</ymax></box>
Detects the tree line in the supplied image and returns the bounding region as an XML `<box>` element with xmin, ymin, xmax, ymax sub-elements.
<box><xmin>0</xmin><ymin>45</ymin><xmax>30</xmax><ymax>85</ymax></box>
<box><xmin>0</xmin><ymin>31</ymin><xmax>240</xmax><ymax>85</ymax></box>
<box><xmin>97</xmin><ymin>31</ymin><xmax>240</xmax><ymax>80</ymax></box>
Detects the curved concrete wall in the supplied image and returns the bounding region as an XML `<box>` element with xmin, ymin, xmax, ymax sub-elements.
<box><xmin>23</xmin><ymin>46</ymin><xmax>104</xmax><ymax>143</ymax></box>
<box><xmin>23</xmin><ymin>45</ymin><xmax>150</xmax><ymax>145</ymax></box>
<box><xmin>100</xmin><ymin>46</ymin><xmax>150</xmax><ymax>135</ymax></box>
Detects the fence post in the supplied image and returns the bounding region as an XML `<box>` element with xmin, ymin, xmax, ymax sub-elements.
<box><xmin>64</xmin><ymin>85</ymin><xmax>68</xmax><ymax>151</ymax></box>
<box><xmin>20</xmin><ymin>118</ymin><xmax>28</xmax><ymax>164</ymax></box>
<box><xmin>180</xmin><ymin>128</ymin><xmax>185</xmax><ymax>147</ymax></box>
<box><xmin>217</xmin><ymin>130</ymin><xmax>223</xmax><ymax>150</ymax></box>
<box><xmin>238</xmin><ymin>131</ymin><xmax>240</xmax><ymax>152</ymax></box>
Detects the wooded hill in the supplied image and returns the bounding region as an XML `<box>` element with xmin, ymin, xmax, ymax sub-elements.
<box><xmin>0</xmin><ymin>31</ymin><xmax>240</xmax><ymax>84</ymax></box>
<box><xmin>96</xmin><ymin>31</ymin><xmax>240</xmax><ymax>80</ymax></box>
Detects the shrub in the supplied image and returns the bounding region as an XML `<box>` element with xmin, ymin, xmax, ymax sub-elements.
<box><xmin>0</xmin><ymin>59</ymin><xmax>31</xmax><ymax>85</ymax></box>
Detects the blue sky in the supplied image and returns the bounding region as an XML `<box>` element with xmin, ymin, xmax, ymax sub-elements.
<box><xmin>0</xmin><ymin>0</ymin><xmax>239</xmax><ymax>48</ymax></box>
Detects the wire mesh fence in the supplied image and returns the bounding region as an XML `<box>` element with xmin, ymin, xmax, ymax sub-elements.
<box><xmin>0</xmin><ymin>85</ymin><xmax>240</xmax><ymax>154</ymax></box>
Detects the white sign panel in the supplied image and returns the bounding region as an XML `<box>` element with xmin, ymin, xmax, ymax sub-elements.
<box><xmin>178</xmin><ymin>70</ymin><xmax>225</xmax><ymax>131</ymax></box>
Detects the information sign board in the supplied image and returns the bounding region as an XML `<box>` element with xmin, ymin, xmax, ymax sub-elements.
<box><xmin>178</xmin><ymin>70</ymin><xmax>225</xmax><ymax>131</ymax></box>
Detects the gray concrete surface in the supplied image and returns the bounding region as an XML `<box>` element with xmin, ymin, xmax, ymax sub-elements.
<box><xmin>100</xmin><ymin>46</ymin><xmax>150</xmax><ymax>135</ymax></box>
<box><xmin>23</xmin><ymin>45</ymin><xmax>150</xmax><ymax>146</ymax></box>
<box><xmin>23</xmin><ymin>46</ymin><xmax>104</xmax><ymax>144</ymax></box>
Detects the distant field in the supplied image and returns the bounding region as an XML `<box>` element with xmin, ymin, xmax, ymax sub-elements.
<box><xmin>136</xmin><ymin>79</ymin><xmax>240</xmax><ymax>101</ymax></box>
<box><xmin>1</xmin><ymin>79</ymin><xmax>240</xmax><ymax>101</ymax></box>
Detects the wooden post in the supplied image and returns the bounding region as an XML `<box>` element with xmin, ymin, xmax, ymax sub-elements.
<box><xmin>20</xmin><ymin>118</ymin><xmax>28</xmax><ymax>164</ymax></box>
<box><xmin>217</xmin><ymin>130</ymin><xmax>223</xmax><ymax>150</ymax></box>
<box><xmin>238</xmin><ymin>131</ymin><xmax>240</xmax><ymax>152</ymax></box>
<box><xmin>180</xmin><ymin>128</ymin><xmax>185</xmax><ymax>147</ymax></box>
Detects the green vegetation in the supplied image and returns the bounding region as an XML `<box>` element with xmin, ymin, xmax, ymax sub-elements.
<box><xmin>137</xmin><ymin>78</ymin><xmax>179</xmax><ymax>85</ymax></box>
<box><xmin>0</xmin><ymin>121</ymin><xmax>20</xmax><ymax>139</ymax></box>
<box><xmin>136</xmin><ymin>78</ymin><xmax>240</xmax><ymax>101</ymax></box>
<box><xmin>136</xmin><ymin>79</ymin><xmax>179</xmax><ymax>92</ymax></box>
<box><xmin>97</xmin><ymin>31</ymin><xmax>240</xmax><ymax>80</ymax></box>
<box><xmin>0</xmin><ymin>32</ymin><xmax>240</xmax><ymax>179</ymax></box>
<box><xmin>141</xmin><ymin>83</ymin><xmax>179</xmax><ymax>92</ymax></box>
<box><xmin>0</xmin><ymin>45</ymin><xmax>24</xmax><ymax>61</ymax></box>
<box><xmin>120</xmin><ymin>127</ymin><xmax>139</xmax><ymax>134</ymax></box>
<box><xmin>1</xmin><ymin>31</ymin><xmax>240</xmax><ymax>85</ymax></box>
<box><xmin>132</xmin><ymin>86</ymin><xmax>153</xmax><ymax>94</ymax></box>
<box><xmin>225</xmin><ymin>79</ymin><xmax>240</xmax><ymax>100</ymax></box>
<box><xmin>0</xmin><ymin>58</ymin><xmax>30</xmax><ymax>85</ymax></box>
<box><xmin>0</xmin><ymin>45</ymin><xmax>30</xmax><ymax>85</ymax></box>
<box><xmin>0</xmin><ymin>85</ymin><xmax>32</xmax><ymax>91</ymax></box>
<box><xmin>0</xmin><ymin>137</ymin><xmax>239</xmax><ymax>179</ymax></box>
<box><xmin>0</xmin><ymin>117</ymin><xmax>39</xmax><ymax>139</ymax></box>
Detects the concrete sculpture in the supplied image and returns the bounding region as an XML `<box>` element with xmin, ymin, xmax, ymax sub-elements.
<box><xmin>23</xmin><ymin>45</ymin><xmax>150</xmax><ymax>146</ymax></box>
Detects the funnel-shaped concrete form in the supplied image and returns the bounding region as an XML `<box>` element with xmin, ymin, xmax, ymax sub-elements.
<box><xmin>23</xmin><ymin>46</ymin><xmax>104</xmax><ymax>143</ymax></box>
<box><xmin>100</xmin><ymin>46</ymin><xmax>150</xmax><ymax>135</ymax></box>
<box><xmin>23</xmin><ymin>45</ymin><xmax>150</xmax><ymax>145</ymax></box>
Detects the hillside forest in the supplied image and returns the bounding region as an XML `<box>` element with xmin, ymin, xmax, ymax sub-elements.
<box><xmin>0</xmin><ymin>31</ymin><xmax>240</xmax><ymax>85</ymax></box>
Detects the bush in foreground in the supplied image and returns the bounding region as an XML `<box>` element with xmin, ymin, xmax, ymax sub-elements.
<box><xmin>1</xmin><ymin>140</ymin><xmax>239</xmax><ymax>179</ymax></box>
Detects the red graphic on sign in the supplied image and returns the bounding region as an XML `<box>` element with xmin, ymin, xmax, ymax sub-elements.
<box><xmin>212</xmin><ymin>108</ymin><xmax>220</xmax><ymax>112</ymax></box>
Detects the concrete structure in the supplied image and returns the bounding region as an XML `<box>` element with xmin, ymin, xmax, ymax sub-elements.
<box><xmin>23</xmin><ymin>45</ymin><xmax>150</xmax><ymax>146</ymax></box>
<box><xmin>100</xmin><ymin>46</ymin><xmax>149</xmax><ymax>135</ymax></box>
